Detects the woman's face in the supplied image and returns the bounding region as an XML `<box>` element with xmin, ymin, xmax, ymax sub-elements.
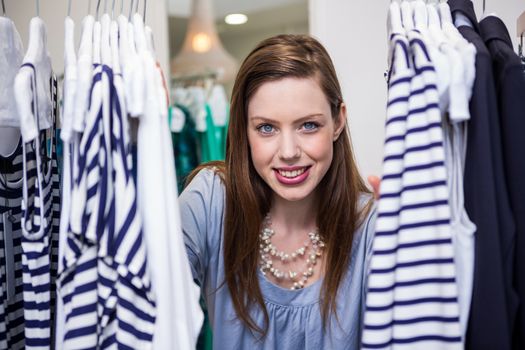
<box><xmin>247</xmin><ymin>77</ymin><xmax>345</xmax><ymax>204</ymax></box>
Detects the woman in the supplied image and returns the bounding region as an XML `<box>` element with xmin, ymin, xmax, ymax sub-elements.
<box><xmin>180</xmin><ymin>34</ymin><xmax>379</xmax><ymax>349</ymax></box>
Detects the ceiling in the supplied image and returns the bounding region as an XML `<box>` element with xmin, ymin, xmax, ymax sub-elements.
<box><xmin>167</xmin><ymin>0</ymin><xmax>306</xmax><ymax>18</ymax></box>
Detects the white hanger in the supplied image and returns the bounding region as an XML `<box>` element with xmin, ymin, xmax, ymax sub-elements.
<box><xmin>109</xmin><ymin>0</ymin><xmax>121</xmax><ymax>75</ymax></box>
<box><xmin>438</xmin><ymin>1</ymin><xmax>454</xmax><ymax>26</ymax></box>
<box><xmin>428</xmin><ymin>3</ymin><xmax>447</xmax><ymax>46</ymax></box>
<box><xmin>0</xmin><ymin>6</ymin><xmax>24</xmax><ymax>129</ymax></box>
<box><xmin>427</xmin><ymin>3</ymin><xmax>441</xmax><ymax>28</ymax></box>
<box><xmin>412</xmin><ymin>0</ymin><xmax>429</xmax><ymax>31</ymax></box>
<box><xmin>145</xmin><ymin>26</ymin><xmax>156</xmax><ymax>59</ymax></box>
<box><xmin>0</xmin><ymin>3</ymin><xmax>23</xmax><ymax>153</ymax></box>
<box><xmin>118</xmin><ymin>9</ymin><xmax>132</xmax><ymax>95</ymax></box>
<box><xmin>126</xmin><ymin>0</ymin><xmax>145</xmax><ymax>117</ymax></box>
<box><xmin>72</xmin><ymin>12</ymin><xmax>95</xmax><ymax>132</ymax></box>
<box><xmin>14</xmin><ymin>5</ymin><xmax>53</xmax><ymax>142</ymax></box>
<box><xmin>133</xmin><ymin>13</ymin><xmax>147</xmax><ymax>55</ymax></box>
<box><xmin>110</xmin><ymin>6</ymin><xmax>121</xmax><ymax>74</ymax></box>
<box><xmin>61</xmin><ymin>0</ymin><xmax>78</xmax><ymax>142</ymax></box>
<box><xmin>387</xmin><ymin>1</ymin><xmax>404</xmax><ymax>37</ymax></box>
<box><xmin>401</xmin><ymin>0</ymin><xmax>414</xmax><ymax>31</ymax></box>
<box><xmin>93</xmin><ymin>0</ymin><xmax>102</xmax><ymax>64</ymax></box>
<box><xmin>101</xmin><ymin>0</ymin><xmax>112</xmax><ymax>66</ymax></box>
<box><xmin>142</xmin><ymin>0</ymin><xmax>156</xmax><ymax>57</ymax></box>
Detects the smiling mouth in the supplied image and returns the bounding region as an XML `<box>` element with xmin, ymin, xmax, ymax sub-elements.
<box><xmin>275</xmin><ymin>166</ymin><xmax>311</xmax><ymax>179</ymax></box>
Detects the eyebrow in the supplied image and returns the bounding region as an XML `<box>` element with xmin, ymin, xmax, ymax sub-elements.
<box><xmin>249</xmin><ymin>114</ymin><xmax>325</xmax><ymax>124</ymax></box>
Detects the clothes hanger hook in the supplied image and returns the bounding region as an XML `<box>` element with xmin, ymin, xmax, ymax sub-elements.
<box><xmin>135</xmin><ymin>0</ymin><xmax>139</xmax><ymax>14</ymax></box>
<box><xmin>96</xmin><ymin>0</ymin><xmax>101</xmax><ymax>20</ymax></box>
<box><xmin>104</xmin><ymin>0</ymin><xmax>108</xmax><ymax>14</ymax></box>
<box><xmin>36</xmin><ymin>0</ymin><xmax>40</xmax><ymax>17</ymax></box>
<box><xmin>67</xmin><ymin>0</ymin><xmax>72</xmax><ymax>17</ymax></box>
<box><xmin>143</xmin><ymin>0</ymin><xmax>147</xmax><ymax>23</ymax></box>
<box><xmin>120</xmin><ymin>0</ymin><xmax>124</xmax><ymax>15</ymax></box>
<box><xmin>483</xmin><ymin>0</ymin><xmax>486</xmax><ymax>14</ymax></box>
<box><xmin>2</xmin><ymin>0</ymin><xmax>6</xmax><ymax>16</ymax></box>
<box><xmin>112</xmin><ymin>0</ymin><xmax>116</xmax><ymax>18</ymax></box>
<box><xmin>128</xmin><ymin>0</ymin><xmax>134</xmax><ymax>20</ymax></box>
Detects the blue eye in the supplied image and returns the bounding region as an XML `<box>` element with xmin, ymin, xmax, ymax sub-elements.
<box><xmin>258</xmin><ymin>124</ymin><xmax>275</xmax><ymax>134</ymax></box>
<box><xmin>303</xmin><ymin>122</ymin><xmax>319</xmax><ymax>131</ymax></box>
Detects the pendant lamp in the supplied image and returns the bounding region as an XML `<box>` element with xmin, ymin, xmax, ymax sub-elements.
<box><xmin>171</xmin><ymin>0</ymin><xmax>238</xmax><ymax>83</ymax></box>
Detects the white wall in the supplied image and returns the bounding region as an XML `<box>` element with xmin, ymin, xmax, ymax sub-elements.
<box><xmin>5</xmin><ymin>0</ymin><xmax>170</xmax><ymax>79</ymax></box>
<box><xmin>309</xmin><ymin>0</ymin><xmax>525</xmax><ymax>179</ymax></box>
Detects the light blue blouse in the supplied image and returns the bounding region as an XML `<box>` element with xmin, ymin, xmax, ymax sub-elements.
<box><xmin>179</xmin><ymin>169</ymin><xmax>377</xmax><ymax>349</ymax></box>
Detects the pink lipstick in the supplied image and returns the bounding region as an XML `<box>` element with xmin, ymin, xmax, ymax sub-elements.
<box><xmin>274</xmin><ymin>166</ymin><xmax>311</xmax><ymax>185</ymax></box>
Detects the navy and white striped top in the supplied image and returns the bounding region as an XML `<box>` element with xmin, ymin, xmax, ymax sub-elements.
<box><xmin>0</xmin><ymin>138</ymin><xmax>26</xmax><ymax>350</ymax></box>
<box><xmin>362</xmin><ymin>30</ymin><xmax>462</xmax><ymax>349</ymax></box>
<box><xmin>20</xmin><ymin>64</ymin><xmax>60</xmax><ymax>350</ymax></box>
<box><xmin>58</xmin><ymin>63</ymin><xmax>155</xmax><ymax>349</ymax></box>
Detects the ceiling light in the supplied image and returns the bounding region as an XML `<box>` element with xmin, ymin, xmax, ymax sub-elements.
<box><xmin>225</xmin><ymin>13</ymin><xmax>248</xmax><ymax>25</ymax></box>
<box><xmin>171</xmin><ymin>0</ymin><xmax>238</xmax><ymax>83</ymax></box>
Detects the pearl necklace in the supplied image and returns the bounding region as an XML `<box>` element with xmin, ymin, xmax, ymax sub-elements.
<box><xmin>259</xmin><ymin>215</ymin><xmax>325</xmax><ymax>290</ymax></box>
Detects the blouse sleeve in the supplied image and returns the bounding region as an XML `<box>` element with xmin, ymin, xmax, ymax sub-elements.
<box><xmin>178</xmin><ymin>169</ymin><xmax>224</xmax><ymax>287</ymax></box>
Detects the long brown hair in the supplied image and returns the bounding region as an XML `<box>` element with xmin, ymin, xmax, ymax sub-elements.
<box><xmin>190</xmin><ymin>34</ymin><xmax>371</xmax><ymax>336</ymax></box>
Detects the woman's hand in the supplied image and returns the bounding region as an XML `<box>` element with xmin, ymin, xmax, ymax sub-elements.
<box><xmin>367</xmin><ymin>175</ymin><xmax>381</xmax><ymax>200</ymax></box>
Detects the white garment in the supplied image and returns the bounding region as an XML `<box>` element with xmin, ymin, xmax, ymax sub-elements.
<box><xmin>186</xmin><ymin>86</ymin><xmax>208</xmax><ymax>132</ymax></box>
<box><xmin>439</xmin><ymin>15</ymin><xmax>478</xmax><ymax>339</ymax></box>
<box><xmin>208</xmin><ymin>85</ymin><xmax>229</xmax><ymax>127</ymax></box>
<box><xmin>0</xmin><ymin>17</ymin><xmax>24</xmax><ymax>128</ymax></box>
<box><xmin>442</xmin><ymin>22</ymin><xmax>477</xmax><ymax>102</ymax></box>
<box><xmin>440</xmin><ymin>43</ymin><xmax>470</xmax><ymax>122</ymax></box>
<box><xmin>14</xmin><ymin>17</ymin><xmax>53</xmax><ymax>142</ymax></box>
<box><xmin>169</xmin><ymin>106</ymin><xmax>186</xmax><ymax>133</ymax></box>
<box><xmin>71</xmin><ymin>15</ymin><xmax>94</xmax><ymax>133</ymax></box>
<box><xmin>136</xmin><ymin>29</ymin><xmax>203</xmax><ymax>348</ymax></box>
<box><xmin>127</xmin><ymin>20</ymin><xmax>144</xmax><ymax>117</ymax></box>
<box><xmin>60</xmin><ymin>17</ymin><xmax>77</xmax><ymax>142</ymax></box>
<box><xmin>55</xmin><ymin>17</ymin><xmax>78</xmax><ymax>350</ymax></box>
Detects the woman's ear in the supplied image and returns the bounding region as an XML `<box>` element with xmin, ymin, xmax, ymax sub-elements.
<box><xmin>333</xmin><ymin>103</ymin><xmax>347</xmax><ymax>141</ymax></box>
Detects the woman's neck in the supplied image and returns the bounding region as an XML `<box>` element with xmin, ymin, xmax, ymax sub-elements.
<box><xmin>269</xmin><ymin>193</ymin><xmax>318</xmax><ymax>237</ymax></box>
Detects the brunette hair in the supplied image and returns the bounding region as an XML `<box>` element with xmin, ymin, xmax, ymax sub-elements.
<box><xmin>189</xmin><ymin>34</ymin><xmax>371</xmax><ymax>336</ymax></box>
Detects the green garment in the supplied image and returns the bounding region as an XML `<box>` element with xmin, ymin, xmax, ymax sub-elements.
<box><xmin>198</xmin><ymin>104</ymin><xmax>227</xmax><ymax>163</ymax></box>
<box><xmin>169</xmin><ymin>105</ymin><xmax>200</xmax><ymax>193</ymax></box>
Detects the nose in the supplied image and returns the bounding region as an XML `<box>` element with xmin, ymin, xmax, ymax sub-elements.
<box><xmin>278</xmin><ymin>132</ymin><xmax>301</xmax><ymax>161</ymax></box>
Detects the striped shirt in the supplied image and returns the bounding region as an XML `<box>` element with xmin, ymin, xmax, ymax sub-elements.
<box><xmin>362</xmin><ymin>30</ymin><xmax>462</xmax><ymax>349</ymax></box>
<box><xmin>19</xmin><ymin>63</ymin><xmax>60</xmax><ymax>350</ymax></box>
<box><xmin>0</xmin><ymin>138</ymin><xmax>26</xmax><ymax>350</ymax></box>
<box><xmin>58</xmin><ymin>63</ymin><xmax>155</xmax><ymax>349</ymax></box>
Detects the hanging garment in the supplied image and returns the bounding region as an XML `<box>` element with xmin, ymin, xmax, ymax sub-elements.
<box><xmin>59</xmin><ymin>62</ymin><xmax>109</xmax><ymax>348</ymax></box>
<box><xmin>0</xmin><ymin>17</ymin><xmax>24</xmax><ymax>127</ymax></box>
<box><xmin>54</xmin><ymin>15</ymin><xmax>78</xmax><ymax>350</ymax></box>
<box><xmin>15</xmin><ymin>62</ymin><xmax>60</xmax><ymax>350</ymax></box>
<box><xmin>441</xmin><ymin>116</ymin><xmax>476</xmax><ymax>340</ymax></box>
<box><xmin>136</xmin><ymin>34</ymin><xmax>202</xmax><ymax>348</ymax></box>
<box><xmin>199</xmin><ymin>104</ymin><xmax>227</xmax><ymax>163</ymax></box>
<box><xmin>479</xmin><ymin>16</ymin><xmax>525</xmax><ymax>349</ymax></box>
<box><xmin>447</xmin><ymin>2</ymin><xmax>516</xmax><ymax>349</ymax></box>
<box><xmin>0</xmin><ymin>138</ymin><xmax>25</xmax><ymax>350</ymax></box>
<box><xmin>18</xmin><ymin>65</ymin><xmax>60</xmax><ymax>349</ymax></box>
<box><xmin>59</xmin><ymin>62</ymin><xmax>156</xmax><ymax>349</ymax></box>
<box><xmin>362</xmin><ymin>29</ymin><xmax>462</xmax><ymax>349</ymax></box>
<box><xmin>434</xmin><ymin>6</ymin><xmax>478</xmax><ymax>337</ymax></box>
<box><xmin>170</xmin><ymin>105</ymin><xmax>199</xmax><ymax>192</ymax></box>
<box><xmin>71</xmin><ymin>15</ymin><xmax>94</xmax><ymax>133</ymax></box>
